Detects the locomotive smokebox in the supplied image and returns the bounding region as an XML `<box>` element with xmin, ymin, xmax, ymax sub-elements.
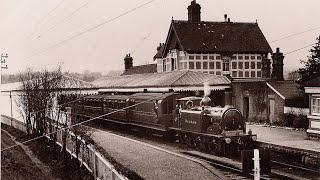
<box><xmin>200</xmin><ymin>96</ymin><xmax>211</xmax><ymax>106</ymax></box>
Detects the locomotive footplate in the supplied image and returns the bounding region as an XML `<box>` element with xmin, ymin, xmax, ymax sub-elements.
<box><xmin>170</xmin><ymin>128</ymin><xmax>256</xmax><ymax>143</ymax></box>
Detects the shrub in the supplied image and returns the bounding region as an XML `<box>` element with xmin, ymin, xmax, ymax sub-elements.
<box><xmin>283</xmin><ymin>113</ymin><xmax>295</xmax><ymax>127</ymax></box>
<box><xmin>293</xmin><ymin>114</ymin><xmax>309</xmax><ymax>129</ymax></box>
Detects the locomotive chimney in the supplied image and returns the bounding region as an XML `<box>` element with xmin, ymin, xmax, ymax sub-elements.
<box><xmin>201</xmin><ymin>82</ymin><xmax>211</xmax><ymax>106</ymax></box>
<box><xmin>200</xmin><ymin>96</ymin><xmax>211</xmax><ymax>107</ymax></box>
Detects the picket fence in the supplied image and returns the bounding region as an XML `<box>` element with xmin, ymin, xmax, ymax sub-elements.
<box><xmin>1</xmin><ymin>115</ymin><xmax>128</xmax><ymax>180</ymax></box>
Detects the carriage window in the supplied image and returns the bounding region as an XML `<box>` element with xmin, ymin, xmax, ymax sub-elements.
<box><xmin>145</xmin><ymin>102</ymin><xmax>153</xmax><ymax>112</ymax></box>
<box><xmin>162</xmin><ymin>101</ymin><xmax>168</xmax><ymax>114</ymax></box>
<box><xmin>115</xmin><ymin>102</ymin><xmax>119</xmax><ymax>109</ymax></box>
<box><xmin>168</xmin><ymin>99</ymin><xmax>173</xmax><ymax>113</ymax></box>
<box><xmin>111</xmin><ymin>102</ymin><xmax>115</xmax><ymax>109</ymax></box>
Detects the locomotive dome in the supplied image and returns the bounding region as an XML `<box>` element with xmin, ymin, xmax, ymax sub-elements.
<box><xmin>200</xmin><ymin>96</ymin><xmax>211</xmax><ymax>107</ymax></box>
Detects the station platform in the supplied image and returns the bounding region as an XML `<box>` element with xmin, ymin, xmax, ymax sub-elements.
<box><xmin>91</xmin><ymin>129</ymin><xmax>220</xmax><ymax>180</ymax></box>
<box><xmin>247</xmin><ymin>124</ymin><xmax>320</xmax><ymax>158</ymax></box>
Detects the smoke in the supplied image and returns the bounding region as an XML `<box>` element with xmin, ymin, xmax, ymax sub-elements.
<box><xmin>203</xmin><ymin>82</ymin><xmax>211</xmax><ymax>97</ymax></box>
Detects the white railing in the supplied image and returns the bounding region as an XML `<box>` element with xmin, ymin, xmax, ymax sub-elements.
<box><xmin>1</xmin><ymin>115</ymin><xmax>128</xmax><ymax>180</ymax></box>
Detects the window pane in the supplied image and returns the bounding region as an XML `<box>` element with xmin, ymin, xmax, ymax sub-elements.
<box><xmin>232</xmin><ymin>71</ymin><xmax>237</xmax><ymax>77</ymax></box>
<box><xmin>189</xmin><ymin>62</ymin><xmax>194</xmax><ymax>69</ymax></box>
<box><xmin>238</xmin><ymin>62</ymin><xmax>243</xmax><ymax>69</ymax></box>
<box><xmin>196</xmin><ymin>62</ymin><xmax>201</xmax><ymax>69</ymax></box>
<box><xmin>209</xmin><ymin>62</ymin><xmax>214</xmax><ymax>69</ymax></box>
<box><xmin>245</xmin><ymin>62</ymin><xmax>249</xmax><ymax>69</ymax></box>
<box><xmin>223</xmin><ymin>62</ymin><xmax>230</xmax><ymax>71</ymax></box>
<box><xmin>257</xmin><ymin>71</ymin><xmax>262</xmax><ymax>77</ymax></box>
<box><xmin>232</xmin><ymin>56</ymin><xmax>237</xmax><ymax>60</ymax></box>
<box><xmin>251</xmin><ymin>71</ymin><xmax>256</xmax><ymax>77</ymax></box>
<box><xmin>209</xmin><ymin>71</ymin><xmax>214</xmax><ymax>74</ymax></box>
<box><xmin>216</xmin><ymin>62</ymin><xmax>221</xmax><ymax>69</ymax></box>
<box><xmin>239</xmin><ymin>71</ymin><xmax>243</xmax><ymax>77</ymax></box>
<box><xmin>251</xmin><ymin>62</ymin><xmax>255</xmax><ymax>69</ymax></box>
<box><xmin>203</xmin><ymin>56</ymin><xmax>208</xmax><ymax>60</ymax></box>
<box><xmin>189</xmin><ymin>56</ymin><xmax>194</xmax><ymax>60</ymax></box>
<box><xmin>245</xmin><ymin>71</ymin><xmax>249</xmax><ymax>77</ymax></box>
<box><xmin>196</xmin><ymin>55</ymin><xmax>201</xmax><ymax>60</ymax></box>
<box><xmin>257</xmin><ymin>62</ymin><xmax>262</xmax><ymax>69</ymax></box>
<box><xmin>257</xmin><ymin>56</ymin><xmax>262</xmax><ymax>60</ymax></box>
<box><xmin>216</xmin><ymin>71</ymin><xmax>221</xmax><ymax>75</ymax></box>
<box><xmin>232</xmin><ymin>62</ymin><xmax>237</xmax><ymax>69</ymax></box>
<box><xmin>238</xmin><ymin>56</ymin><xmax>243</xmax><ymax>60</ymax></box>
<box><xmin>203</xmin><ymin>62</ymin><xmax>208</xmax><ymax>69</ymax></box>
<box><xmin>245</xmin><ymin>56</ymin><xmax>249</xmax><ymax>60</ymax></box>
<box><xmin>209</xmin><ymin>56</ymin><xmax>214</xmax><ymax>60</ymax></box>
<box><xmin>216</xmin><ymin>56</ymin><xmax>221</xmax><ymax>60</ymax></box>
<box><xmin>251</xmin><ymin>56</ymin><xmax>255</xmax><ymax>60</ymax></box>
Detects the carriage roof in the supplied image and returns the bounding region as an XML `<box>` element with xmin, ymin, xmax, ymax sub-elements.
<box><xmin>129</xmin><ymin>93</ymin><xmax>175</xmax><ymax>101</ymax></box>
<box><xmin>177</xmin><ymin>96</ymin><xmax>202</xmax><ymax>101</ymax></box>
<box><xmin>84</xmin><ymin>94</ymin><xmax>130</xmax><ymax>100</ymax></box>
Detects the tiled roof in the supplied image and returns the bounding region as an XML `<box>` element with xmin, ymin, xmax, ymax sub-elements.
<box><xmin>93</xmin><ymin>70</ymin><xmax>231</xmax><ymax>92</ymax></box>
<box><xmin>1</xmin><ymin>75</ymin><xmax>96</xmax><ymax>92</ymax></box>
<box><xmin>303</xmin><ymin>76</ymin><xmax>320</xmax><ymax>87</ymax></box>
<box><xmin>267</xmin><ymin>81</ymin><xmax>304</xmax><ymax>99</ymax></box>
<box><xmin>122</xmin><ymin>64</ymin><xmax>157</xmax><ymax>75</ymax></box>
<box><xmin>161</xmin><ymin>20</ymin><xmax>272</xmax><ymax>57</ymax></box>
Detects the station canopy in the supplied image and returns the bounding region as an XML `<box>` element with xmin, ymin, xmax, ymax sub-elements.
<box><xmin>94</xmin><ymin>70</ymin><xmax>231</xmax><ymax>93</ymax></box>
<box><xmin>1</xmin><ymin>75</ymin><xmax>95</xmax><ymax>92</ymax></box>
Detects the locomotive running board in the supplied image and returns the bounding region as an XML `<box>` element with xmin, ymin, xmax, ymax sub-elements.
<box><xmin>168</xmin><ymin>128</ymin><xmax>247</xmax><ymax>138</ymax></box>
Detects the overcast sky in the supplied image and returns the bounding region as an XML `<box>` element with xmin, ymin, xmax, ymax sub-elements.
<box><xmin>0</xmin><ymin>0</ymin><xmax>319</xmax><ymax>75</ymax></box>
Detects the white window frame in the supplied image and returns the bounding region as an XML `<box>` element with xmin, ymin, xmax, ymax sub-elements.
<box><xmin>311</xmin><ymin>98</ymin><xmax>320</xmax><ymax>115</ymax></box>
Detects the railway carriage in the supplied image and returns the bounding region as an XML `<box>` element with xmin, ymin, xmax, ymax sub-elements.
<box><xmin>74</xmin><ymin>92</ymin><xmax>257</xmax><ymax>156</ymax></box>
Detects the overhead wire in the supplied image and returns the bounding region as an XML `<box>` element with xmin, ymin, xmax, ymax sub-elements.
<box><xmin>25</xmin><ymin>0</ymin><xmax>157</xmax><ymax>60</ymax></box>
<box><xmin>270</xmin><ymin>27</ymin><xmax>320</xmax><ymax>43</ymax></box>
<box><xmin>27</xmin><ymin>0</ymin><xmax>67</xmax><ymax>39</ymax></box>
<box><xmin>37</xmin><ymin>0</ymin><xmax>91</xmax><ymax>38</ymax></box>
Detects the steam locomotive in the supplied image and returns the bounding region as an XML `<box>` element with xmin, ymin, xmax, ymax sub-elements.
<box><xmin>71</xmin><ymin>92</ymin><xmax>257</xmax><ymax>156</ymax></box>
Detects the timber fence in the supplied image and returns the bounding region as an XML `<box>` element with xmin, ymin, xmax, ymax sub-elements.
<box><xmin>1</xmin><ymin>115</ymin><xmax>129</xmax><ymax>180</ymax></box>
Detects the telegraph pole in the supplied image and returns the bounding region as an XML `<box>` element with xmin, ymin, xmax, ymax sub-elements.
<box><xmin>1</xmin><ymin>53</ymin><xmax>9</xmax><ymax>83</ymax></box>
<box><xmin>1</xmin><ymin>53</ymin><xmax>9</xmax><ymax>121</ymax></box>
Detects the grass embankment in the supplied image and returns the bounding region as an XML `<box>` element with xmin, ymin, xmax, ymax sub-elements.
<box><xmin>1</xmin><ymin>123</ymin><xmax>94</xmax><ymax>180</ymax></box>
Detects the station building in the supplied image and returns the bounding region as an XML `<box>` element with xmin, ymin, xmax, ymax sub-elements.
<box><xmin>304</xmin><ymin>76</ymin><xmax>320</xmax><ymax>138</ymax></box>
<box><xmin>150</xmin><ymin>0</ymin><xmax>298</xmax><ymax>123</ymax></box>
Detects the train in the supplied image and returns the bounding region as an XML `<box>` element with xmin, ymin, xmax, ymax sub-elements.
<box><xmin>63</xmin><ymin>92</ymin><xmax>257</xmax><ymax>156</ymax></box>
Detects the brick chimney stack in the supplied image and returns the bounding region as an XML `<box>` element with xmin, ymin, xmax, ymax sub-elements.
<box><xmin>271</xmin><ymin>48</ymin><xmax>284</xmax><ymax>81</ymax></box>
<box><xmin>188</xmin><ymin>0</ymin><xmax>201</xmax><ymax>22</ymax></box>
<box><xmin>124</xmin><ymin>54</ymin><xmax>133</xmax><ymax>71</ymax></box>
<box><xmin>261</xmin><ymin>54</ymin><xmax>271</xmax><ymax>79</ymax></box>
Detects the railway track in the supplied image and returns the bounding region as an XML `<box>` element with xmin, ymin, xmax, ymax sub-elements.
<box><xmin>182</xmin><ymin>151</ymin><xmax>252</xmax><ymax>180</ymax></box>
<box><xmin>271</xmin><ymin>160</ymin><xmax>320</xmax><ymax>179</ymax></box>
<box><xmin>87</xmin><ymin>122</ymin><xmax>320</xmax><ymax>179</ymax></box>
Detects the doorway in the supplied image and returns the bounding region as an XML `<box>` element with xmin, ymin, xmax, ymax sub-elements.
<box><xmin>269</xmin><ymin>98</ymin><xmax>275</xmax><ymax>123</ymax></box>
<box><xmin>243</xmin><ymin>97</ymin><xmax>249</xmax><ymax>121</ymax></box>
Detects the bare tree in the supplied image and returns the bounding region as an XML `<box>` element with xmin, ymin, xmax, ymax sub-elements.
<box><xmin>17</xmin><ymin>66</ymin><xmax>63</xmax><ymax>137</ymax></box>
